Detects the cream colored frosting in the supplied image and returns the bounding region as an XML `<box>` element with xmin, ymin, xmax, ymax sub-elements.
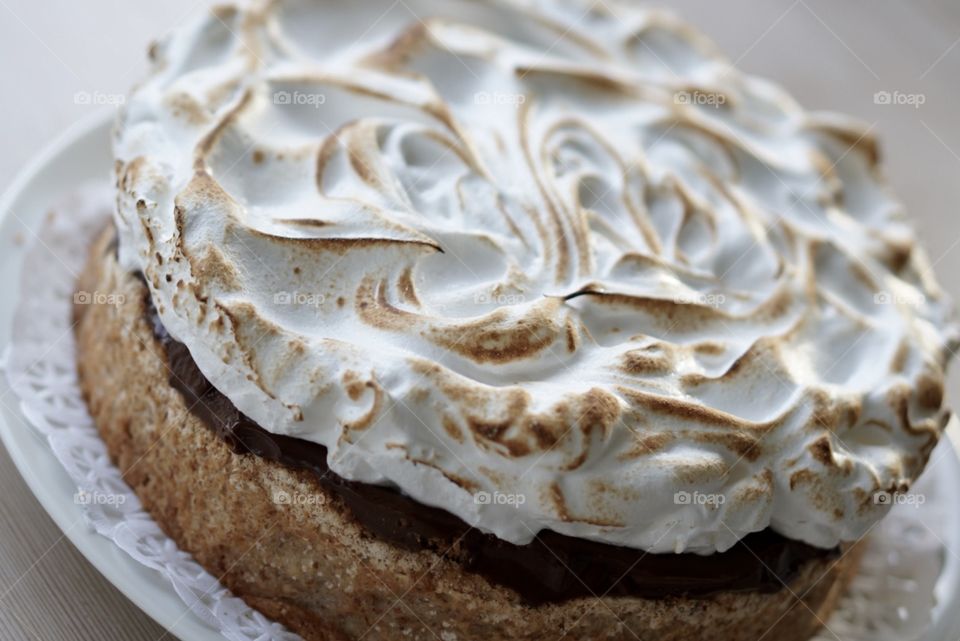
<box><xmin>113</xmin><ymin>0</ymin><xmax>958</xmax><ymax>553</ymax></box>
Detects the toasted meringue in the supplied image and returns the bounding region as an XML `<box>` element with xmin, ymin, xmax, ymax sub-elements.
<box><xmin>113</xmin><ymin>0</ymin><xmax>958</xmax><ymax>553</ymax></box>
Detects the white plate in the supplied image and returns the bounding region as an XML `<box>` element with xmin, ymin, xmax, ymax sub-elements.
<box><xmin>3</xmin><ymin>109</ymin><xmax>960</xmax><ymax>641</ymax></box>
<box><xmin>0</xmin><ymin>110</ymin><xmax>217</xmax><ymax>641</ymax></box>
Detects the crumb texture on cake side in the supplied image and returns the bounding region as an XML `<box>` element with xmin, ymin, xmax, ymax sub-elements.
<box><xmin>76</xmin><ymin>227</ymin><xmax>861</xmax><ymax>641</ymax></box>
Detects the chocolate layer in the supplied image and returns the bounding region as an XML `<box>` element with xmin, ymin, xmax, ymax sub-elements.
<box><xmin>146</xmin><ymin>298</ymin><xmax>838</xmax><ymax>605</ymax></box>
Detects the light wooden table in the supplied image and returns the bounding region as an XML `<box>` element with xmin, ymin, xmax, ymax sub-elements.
<box><xmin>1</xmin><ymin>1</ymin><xmax>959</xmax><ymax>639</ymax></box>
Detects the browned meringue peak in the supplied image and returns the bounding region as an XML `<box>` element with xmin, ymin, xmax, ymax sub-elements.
<box><xmin>113</xmin><ymin>0</ymin><xmax>958</xmax><ymax>553</ymax></box>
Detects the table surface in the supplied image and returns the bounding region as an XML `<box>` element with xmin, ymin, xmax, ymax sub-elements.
<box><xmin>2</xmin><ymin>1</ymin><xmax>960</xmax><ymax>639</ymax></box>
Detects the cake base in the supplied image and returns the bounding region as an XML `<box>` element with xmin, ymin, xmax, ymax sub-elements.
<box><xmin>75</xmin><ymin>227</ymin><xmax>862</xmax><ymax>641</ymax></box>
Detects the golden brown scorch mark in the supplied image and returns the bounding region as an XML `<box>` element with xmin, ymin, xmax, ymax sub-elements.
<box><xmin>397</xmin><ymin>266</ymin><xmax>420</xmax><ymax>306</ymax></box>
<box><xmin>427</xmin><ymin>303</ymin><xmax>566</xmax><ymax>364</ymax></box>
<box><xmin>341</xmin><ymin>370</ymin><xmax>384</xmax><ymax>431</ymax></box>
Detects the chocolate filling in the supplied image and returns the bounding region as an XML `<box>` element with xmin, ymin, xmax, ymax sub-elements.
<box><xmin>145</xmin><ymin>297</ymin><xmax>838</xmax><ymax>605</ymax></box>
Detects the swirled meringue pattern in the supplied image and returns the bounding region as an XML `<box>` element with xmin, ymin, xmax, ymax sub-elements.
<box><xmin>113</xmin><ymin>0</ymin><xmax>958</xmax><ymax>553</ymax></box>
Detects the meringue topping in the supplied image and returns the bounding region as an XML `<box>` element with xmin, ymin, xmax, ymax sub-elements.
<box><xmin>113</xmin><ymin>0</ymin><xmax>958</xmax><ymax>553</ymax></box>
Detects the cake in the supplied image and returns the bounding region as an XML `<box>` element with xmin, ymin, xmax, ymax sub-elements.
<box><xmin>75</xmin><ymin>1</ymin><xmax>958</xmax><ymax>639</ymax></box>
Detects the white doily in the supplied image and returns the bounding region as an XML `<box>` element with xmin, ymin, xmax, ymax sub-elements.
<box><xmin>1</xmin><ymin>184</ymin><xmax>951</xmax><ymax>641</ymax></box>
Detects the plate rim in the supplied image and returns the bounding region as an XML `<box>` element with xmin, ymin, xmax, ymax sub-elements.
<box><xmin>0</xmin><ymin>109</ymin><xmax>219</xmax><ymax>641</ymax></box>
